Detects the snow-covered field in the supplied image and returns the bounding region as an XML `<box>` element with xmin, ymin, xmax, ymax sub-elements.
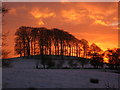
<box><xmin>2</xmin><ymin>58</ymin><xmax>119</xmax><ymax>88</ymax></box>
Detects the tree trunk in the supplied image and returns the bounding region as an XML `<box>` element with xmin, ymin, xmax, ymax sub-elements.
<box><xmin>60</xmin><ymin>41</ymin><xmax>63</xmax><ymax>55</ymax></box>
<box><xmin>57</xmin><ymin>44</ymin><xmax>59</xmax><ymax>55</ymax></box>
<box><xmin>55</xmin><ymin>45</ymin><xmax>57</xmax><ymax>55</ymax></box>
<box><xmin>26</xmin><ymin>40</ymin><xmax>30</xmax><ymax>56</ymax></box>
<box><xmin>69</xmin><ymin>45</ymin><xmax>71</xmax><ymax>56</ymax></box>
<box><xmin>49</xmin><ymin>46</ymin><xmax>51</xmax><ymax>55</ymax></box>
<box><xmin>78</xmin><ymin>47</ymin><xmax>81</xmax><ymax>57</ymax></box>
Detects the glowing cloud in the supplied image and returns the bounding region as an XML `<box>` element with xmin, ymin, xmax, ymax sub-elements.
<box><xmin>94</xmin><ymin>20</ymin><xmax>108</xmax><ymax>26</ymax></box>
<box><xmin>61</xmin><ymin>8</ymin><xmax>110</xmax><ymax>26</ymax></box>
<box><xmin>89</xmin><ymin>15</ymin><xmax>104</xmax><ymax>20</ymax></box>
<box><xmin>89</xmin><ymin>15</ymin><xmax>108</xmax><ymax>26</ymax></box>
<box><xmin>61</xmin><ymin>9</ymin><xmax>89</xmax><ymax>24</ymax></box>
<box><xmin>62</xmin><ymin>9</ymin><xmax>79</xmax><ymax>20</ymax></box>
<box><xmin>38</xmin><ymin>20</ymin><xmax>44</xmax><ymax>25</ymax></box>
<box><xmin>30</xmin><ymin>8</ymin><xmax>55</xmax><ymax>19</ymax></box>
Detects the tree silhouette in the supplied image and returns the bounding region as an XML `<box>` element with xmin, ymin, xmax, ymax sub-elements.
<box><xmin>15</xmin><ymin>37</ymin><xmax>23</xmax><ymax>57</ymax></box>
<box><xmin>90</xmin><ymin>53</ymin><xmax>104</xmax><ymax>68</ymax></box>
<box><xmin>106</xmin><ymin>48</ymin><xmax>120</xmax><ymax>69</ymax></box>
<box><xmin>80</xmin><ymin>39</ymin><xmax>89</xmax><ymax>58</ymax></box>
<box><xmin>87</xmin><ymin>43</ymin><xmax>104</xmax><ymax>68</ymax></box>
<box><xmin>15</xmin><ymin>26</ymin><xmax>83</xmax><ymax>69</ymax></box>
<box><xmin>15</xmin><ymin>26</ymin><xmax>97</xmax><ymax>60</ymax></box>
<box><xmin>1</xmin><ymin>7</ymin><xmax>10</xmax><ymax>59</ymax></box>
<box><xmin>15</xmin><ymin>26</ymin><xmax>116</xmax><ymax>69</ymax></box>
<box><xmin>88</xmin><ymin>43</ymin><xmax>102</xmax><ymax>58</ymax></box>
<box><xmin>15</xmin><ymin>26</ymin><xmax>33</xmax><ymax>56</ymax></box>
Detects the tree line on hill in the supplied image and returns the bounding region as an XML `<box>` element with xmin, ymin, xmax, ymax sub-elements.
<box><xmin>15</xmin><ymin>26</ymin><xmax>102</xmax><ymax>58</ymax></box>
<box><xmin>14</xmin><ymin>26</ymin><xmax>120</xmax><ymax>69</ymax></box>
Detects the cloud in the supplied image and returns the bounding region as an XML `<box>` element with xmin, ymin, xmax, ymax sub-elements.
<box><xmin>61</xmin><ymin>9</ymin><xmax>91</xmax><ymax>24</ymax></box>
<box><xmin>88</xmin><ymin>15</ymin><xmax>108</xmax><ymax>26</ymax></box>
<box><xmin>109</xmin><ymin>22</ymin><xmax>119</xmax><ymax>26</ymax></box>
<box><xmin>30</xmin><ymin>8</ymin><xmax>55</xmax><ymax>19</ymax></box>
<box><xmin>62</xmin><ymin>9</ymin><xmax>79</xmax><ymax>20</ymax></box>
<box><xmin>94</xmin><ymin>20</ymin><xmax>108</xmax><ymax>26</ymax></box>
<box><xmin>74</xmin><ymin>2</ymin><xmax>118</xmax><ymax>26</ymax></box>
<box><xmin>30</xmin><ymin>7</ymin><xmax>56</xmax><ymax>26</ymax></box>
<box><xmin>89</xmin><ymin>15</ymin><xmax>104</xmax><ymax>20</ymax></box>
<box><xmin>61</xmin><ymin>3</ymin><xmax>117</xmax><ymax>26</ymax></box>
<box><xmin>38</xmin><ymin>20</ymin><xmax>45</xmax><ymax>25</ymax></box>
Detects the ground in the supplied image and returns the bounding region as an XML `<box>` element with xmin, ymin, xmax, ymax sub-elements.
<box><xmin>2</xmin><ymin>58</ymin><xmax>120</xmax><ymax>88</ymax></box>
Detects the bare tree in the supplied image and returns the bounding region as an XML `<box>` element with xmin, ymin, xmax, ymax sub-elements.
<box><xmin>80</xmin><ymin>39</ymin><xmax>89</xmax><ymax>58</ymax></box>
<box><xmin>15</xmin><ymin>26</ymin><xmax>33</xmax><ymax>56</ymax></box>
<box><xmin>1</xmin><ymin>7</ymin><xmax>10</xmax><ymax>59</ymax></box>
<box><xmin>106</xmin><ymin>48</ymin><xmax>120</xmax><ymax>69</ymax></box>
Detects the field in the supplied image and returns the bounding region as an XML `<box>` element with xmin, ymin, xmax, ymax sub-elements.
<box><xmin>2</xmin><ymin>58</ymin><xmax>119</xmax><ymax>88</ymax></box>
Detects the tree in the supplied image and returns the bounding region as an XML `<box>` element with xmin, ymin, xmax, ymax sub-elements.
<box><xmin>15</xmin><ymin>26</ymin><xmax>81</xmax><ymax>69</ymax></box>
<box><xmin>88</xmin><ymin>43</ymin><xmax>102</xmax><ymax>58</ymax></box>
<box><xmin>14</xmin><ymin>37</ymin><xmax>23</xmax><ymax>57</ymax></box>
<box><xmin>15</xmin><ymin>26</ymin><xmax>33</xmax><ymax>56</ymax></box>
<box><xmin>80</xmin><ymin>39</ymin><xmax>89</xmax><ymax>58</ymax></box>
<box><xmin>106</xmin><ymin>48</ymin><xmax>120</xmax><ymax>69</ymax></box>
<box><xmin>31</xmin><ymin>28</ymin><xmax>38</xmax><ymax>55</ymax></box>
<box><xmin>15</xmin><ymin>26</ymin><xmax>79</xmax><ymax>57</ymax></box>
<box><xmin>90</xmin><ymin>53</ymin><xmax>104</xmax><ymax>68</ymax></box>
<box><xmin>115</xmin><ymin>48</ymin><xmax>120</xmax><ymax>69</ymax></box>
<box><xmin>90</xmin><ymin>43</ymin><xmax>102</xmax><ymax>53</ymax></box>
<box><xmin>1</xmin><ymin>7</ymin><xmax>10</xmax><ymax>59</ymax></box>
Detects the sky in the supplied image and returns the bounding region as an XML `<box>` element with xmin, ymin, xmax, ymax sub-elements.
<box><xmin>2</xmin><ymin>2</ymin><xmax>118</xmax><ymax>58</ymax></box>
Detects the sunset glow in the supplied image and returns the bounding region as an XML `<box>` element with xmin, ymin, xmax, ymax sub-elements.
<box><xmin>2</xmin><ymin>2</ymin><xmax>118</xmax><ymax>58</ymax></box>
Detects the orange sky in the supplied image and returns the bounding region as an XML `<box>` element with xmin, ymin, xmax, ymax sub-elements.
<box><xmin>2</xmin><ymin>2</ymin><xmax>118</xmax><ymax>58</ymax></box>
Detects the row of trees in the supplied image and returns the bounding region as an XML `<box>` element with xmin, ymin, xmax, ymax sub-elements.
<box><xmin>15</xmin><ymin>26</ymin><xmax>120</xmax><ymax>69</ymax></box>
<box><xmin>15</xmin><ymin>26</ymin><xmax>102</xmax><ymax>58</ymax></box>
